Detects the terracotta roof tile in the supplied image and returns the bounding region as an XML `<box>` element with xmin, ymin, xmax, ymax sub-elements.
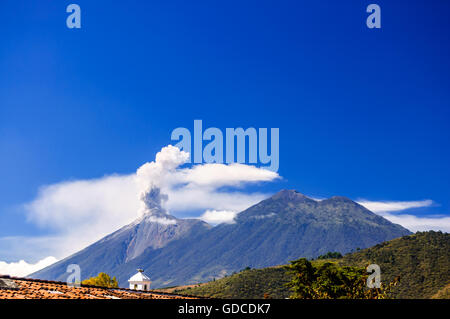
<box><xmin>0</xmin><ymin>275</ymin><xmax>198</xmax><ymax>299</ymax></box>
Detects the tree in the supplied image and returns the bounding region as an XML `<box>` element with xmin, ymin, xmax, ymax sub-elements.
<box><xmin>285</xmin><ymin>258</ymin><xmax>397</xmax><ymax>299</ymax></box>
<box><xmin>82</xmin><ymin>272</ymin><xmax>119</xmax><ymax>288</ymax></box>
<box><xmin>284</xmin><ymin>258</ymin><xmax>316</xmax><ymax>298</ymax></box>
<box><xmin>316</xmin><ymin>252</ymin><xmax>343</xmax><ymax>260</ymax></box>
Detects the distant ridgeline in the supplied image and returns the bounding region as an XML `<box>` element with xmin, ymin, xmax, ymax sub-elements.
<box><xmin>173</xmin><ymin>232</ymin><xmax>450</xmax><ymax>299</ymax></box>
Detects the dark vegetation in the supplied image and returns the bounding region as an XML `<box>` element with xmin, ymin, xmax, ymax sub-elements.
<box><xmin>174</xmin><ymin>232</ymin><xmax>449</xmax><ymax>299</ymax></box>
<box><xmin>285</xmin><ymin>258</ymin><xmax>395</xmax><ymax>299</ymax></box>
<box><xmin>316</xmin><ymin>252</ymin><xmax>343</xmax><ymax>260</ymax></box>
<box><xmin>340</xmin><ymin>231</ymin><xmax>450</xmax><ymax>298</ymax></box>
<box><xmin>172</xmin><ymin>266</ymin><xmax>292</xmax><ymax>299</ymax></box>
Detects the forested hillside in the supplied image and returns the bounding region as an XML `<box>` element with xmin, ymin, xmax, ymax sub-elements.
<box><xmin>173</xmin><ymin>231</ymin><xmax>449</xmax><ymax>299</ymax></box>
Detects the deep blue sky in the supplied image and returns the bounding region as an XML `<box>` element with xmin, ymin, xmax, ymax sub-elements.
<box><xmin>0</xmin><ymin>1</ymin><xmax>449</xmax><ymax>239</ymax></box>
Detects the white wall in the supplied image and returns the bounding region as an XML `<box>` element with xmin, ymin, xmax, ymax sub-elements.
<box><xmin>129</xmin><ymin>281</ymin><xmax>151</xmax><ymax>291</ymax></box>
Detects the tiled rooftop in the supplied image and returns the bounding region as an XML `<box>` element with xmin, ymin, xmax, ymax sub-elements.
<box><xmin>0</xmin><ymin>275</ymin><xmax>197</xmax><ymax>299</ymax></box>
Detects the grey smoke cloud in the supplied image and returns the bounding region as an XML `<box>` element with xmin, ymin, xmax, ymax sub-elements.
<box><xmin>135</xmin><ymin>145</ymin><xmax>189</xmax><ymax>220</ymax></box>
<box><xmin>140</xmin><ymin>188</ymin><xmax>168</xmax><ymax>215</ymax></box>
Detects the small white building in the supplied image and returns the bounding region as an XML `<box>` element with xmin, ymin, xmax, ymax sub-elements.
<box><xmin>128</xmin><ymin>269</ymin><xmax>151</xmax><ymax>291</ymax></box>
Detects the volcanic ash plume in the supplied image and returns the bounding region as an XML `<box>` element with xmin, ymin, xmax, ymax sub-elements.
<box><xmin>135</xmin><ymin>145</ymin><xmax>189</xmax><ymax>221</ymax></box>
<box><xmin>139</xmin><ymin>187</ymin><xmax>168</xmax><ymax>217</ymax></box>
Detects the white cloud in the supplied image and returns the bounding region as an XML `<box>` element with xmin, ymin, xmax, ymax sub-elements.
<box><xmin>15</xmin><ymin>145</ymin><xmax>279</xmax><ymax>261</ymax></box>
<box><xmin>136</xmin><ymin>145</ymin><xmax>190</xmax><ymax>197</ymax></box>
<box><xmin>22</xmin><ymin>174</ymin><xmax>141</xmax><ymax>259</ymax></box>
<box><xmin>173</xmin><ymin>163</ymin><xmax>279</xmax><ymax>188</ymax></box>
<box><xmin>357</xmin><ymin>199</ymin><xmax>434</xmax><ymax>213</ymax></box>
<box><xmin>199</xmin><ymin>210</ymin><xmax>238</xmax><ymax>225</ymax></box>
<box><xmin>0</xmin><ymin>256</ymin><xmax>58</xmax><ymax>277</ymax></box>
<box><xmin>250</xmin><ymin>213</ymin><xmax>276</xmax><ymax>219</ymax></box>
<box><xmin>381</xmin><ymin>213</ymin><xmax>450</xmax><ymax>233</ymax></box>
<box><xmin>166</xmin><ymin>188</ymin><xmax>268</xmax><ymax>213</ymax></box>
<box><xmin>26</xmin><ymin>174</ymin><xmax>140</xmax><ymax>232</ymax></box>
<box><xmin>146</xmin><ymin>215</ymin><xmax>177</xmax><ymax>225</ymax></box>
<box><xmin>357</xmin><ymin>199</ymin><xmax>449</xmax><ymax>233</ymax></box>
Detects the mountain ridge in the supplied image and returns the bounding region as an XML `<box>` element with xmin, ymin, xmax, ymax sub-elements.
<box><xmin>171</xmin><ymin>231</ymin><xmax>450</xmax><ymax>299</ymax></box>
<box><xmin>31</xmin><ymin>189</ymin><xmax>411</xmax><ymax>287</ymax></box>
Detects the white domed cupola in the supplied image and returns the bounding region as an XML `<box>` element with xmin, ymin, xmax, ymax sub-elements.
<box><xmin>128</xmin><ymin>269</ymin><xmax>151</xmax><ymax>291</ymax></box>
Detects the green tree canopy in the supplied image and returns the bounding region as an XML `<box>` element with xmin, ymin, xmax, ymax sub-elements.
<box><xmin>285</xmin><ymin>258</ymin><xmax>395</xmax><ymax>299</ymax></box>
<box><xmin>82</xmin><ymin>272</ymin><xmax>119</xmax><ymax>288</ymax></box>
<box><xmin>316</xmin><ymin>251</ymin><xmax>343</xmax><ymax>259</ymax></box>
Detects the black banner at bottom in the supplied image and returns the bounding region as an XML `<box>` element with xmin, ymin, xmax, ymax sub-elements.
<box><xmin>1</xmin><ymin>299</ymin><xmax>448</xmax><ymax>318</ymax></box>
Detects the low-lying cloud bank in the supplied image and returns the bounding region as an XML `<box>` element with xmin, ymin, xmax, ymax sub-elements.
<box><xmin>380</xmin><ymin>213</ymin><xmax>450</xmax><ymax>233</ymax></box>
<box><xmin>357</xmin><ymin>199</ymin><xmax>434</xmax><ymax>213</ymax></box>
<box><xmin>357</xmin><ymin>199</ymin><xmax>450</xmax><ymax>233</ymax></box>
<box><xmin>199</xmin><ymin>210</ymin><xmax>238</xmax><ymax>225</ymax></box>
<box><xmin>0</xmin><ymin>256</ymin><xmax>58</xmax><ymax>277</ymax></box>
